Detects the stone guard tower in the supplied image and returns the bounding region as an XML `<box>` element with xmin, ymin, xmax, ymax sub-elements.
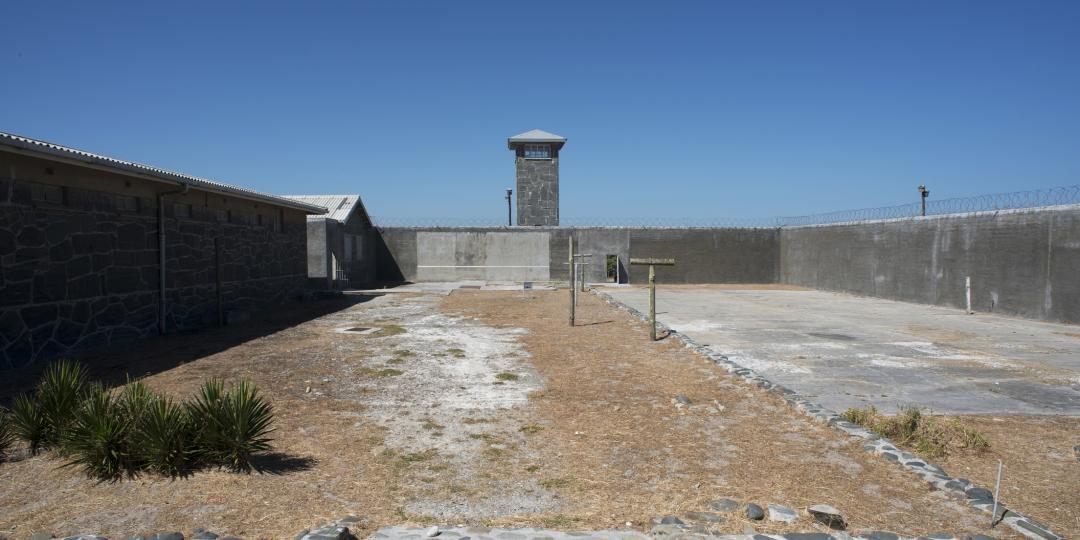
<box><xmin>508</xmin><ymin>129</ymin><xmax>565</xmax><ymax>226</ymax></box>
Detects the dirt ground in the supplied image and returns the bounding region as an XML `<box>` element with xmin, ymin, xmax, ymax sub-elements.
<box><xmin>929</xmin><ymin>415</ymin><xmax>1080</xmax><ymax>537</ymax></box>
<box><xmin>0</xmin><ymin>290</ymin><xmax>1040</xmax><ymax>539</ymax></box>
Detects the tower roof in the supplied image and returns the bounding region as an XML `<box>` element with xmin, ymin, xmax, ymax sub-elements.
<box><xmin>507</xmin><ymin>129</ymin><xmax>566</xmax><ymax>149</ymax></box>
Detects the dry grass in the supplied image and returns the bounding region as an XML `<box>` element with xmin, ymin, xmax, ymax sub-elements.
<box><xmin>443</xmin><ymin>291</ymin><xmax>1019</xmax><ymax>537</ymax></box>
<box><xmin>841</xmin><ymin>406</ymin><xmax>990</xmax><ymax>458</ymax></box>
<box><xmin>932</xmin><ymin>415</ymin><xmax>1080</xmax><ymax>537</ymax></box>
<box><xmin>0</xmin><ymin>291</ymin><xmax>1042</xmax><ymax>539</ymax></box>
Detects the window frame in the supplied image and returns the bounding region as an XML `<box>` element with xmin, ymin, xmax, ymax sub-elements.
<box><xmin>523</xmin><ymin>143</ymin><xmax>551</xmax><ymax>160</ymax></box>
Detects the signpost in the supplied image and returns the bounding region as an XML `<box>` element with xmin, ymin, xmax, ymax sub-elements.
<box><xmin>629</xmin><ymin>257</ymin><xmax>676</xmax><ymax>341</ymax></box>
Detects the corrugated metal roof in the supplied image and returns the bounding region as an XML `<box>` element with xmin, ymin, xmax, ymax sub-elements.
<box><xmin>508</xmin><ymin>129</ymin><xmax>566</xmax><ymax>143</ymax></box>
<box><xmin>283</xmin><ymin>195</ymin><xmax>368</xmax><ymax>223</ymax></box>
<box><xmin>0</xmin><ymin>130</ymin><xmax>327</xmax><ymax>214</ymax></box>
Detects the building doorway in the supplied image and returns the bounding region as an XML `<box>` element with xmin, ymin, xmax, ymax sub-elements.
<box><xmin>606</xmin><ymin>254</ymin><xmax>619</xmax><ymax>283</ymax></box>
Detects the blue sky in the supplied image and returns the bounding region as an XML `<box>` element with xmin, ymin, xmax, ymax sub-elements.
<box><xmin>2</xmin><ymin>1</ymin><xmax>1078</xmax><ymax>222</ymax></box>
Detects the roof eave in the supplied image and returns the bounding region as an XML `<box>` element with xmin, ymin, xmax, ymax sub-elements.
<box><xmin>0</xmin><ymin>134</ymin><xmax>327</xmax><ymax>215</ymax></box>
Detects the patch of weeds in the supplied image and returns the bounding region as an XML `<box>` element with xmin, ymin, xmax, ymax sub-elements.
<box><xmin>539</xmin><ymin>476</ymin><xmax>575</xmax><ymax>489</ymax></box>
<box><xmin>397</xmin><ymin>448</ymin><xmax>438</xmax><ymax>469</ymax></box>
<box><xmin>463</xmin><ymin>417</ymin><xmax>493</xmax><ymax>425</ymax></box>
<box><xmin>376</xmin><ymin>325</ymin><xmax>407</xmax><ymax>337</ymax></box>
<box><xmin>492</xmin><ymin>381</ymin><xmax>505</xmax><ymax>386</ymax></box>
<box><xmin>483</xmin><ymin>445</ymin><xmax>510</xmax><ymax>458</ymax></box>
<box><xmin>447</xmin><ymin>348</ymin><xmax>466</xmax><ymax>358</ymax></box>
<box><xmin>427</xmin><ymin>462</ymin><xmax>450</xmax><ymax>472</ymax></box>
<box><xmin>393</xmin><ymin>349</ymin><xmax>415</xmax><ymax>358</ymax></box>
<box><xmin>519</xmin><ymin>424</ymin><xmax>544</xmax><ymax>435</ymax></box>
<box><xmin>359</xmin><ymin>367</ymin><xmax>404</xmax><ymax>378</ymax></box>
<box><xmin>539</xmin><ymin>514</ymin><xmax>582</xmax><ymax>528</ymax></box>
<box><xmin>468</xmin><ymin>432</ymin><xmax>500</xmax><ymax>442</ymax></box>
<box><xmin>524</xmin><ymin>464</ymin><xmax>541</xmax><ymax>473</ymax></box>
<box><xmin>420</xmin><ymin>418</ymin><xmax>444</xmax><ymax>431</ymax></box>
<box><xmin>842</xmin><ymin>405</ymin><xmax>990</xmax><ymax>458</ymax></box>
<box><xmin>386</xmin><ymin>358</ymin><xmax>405</xmax><ymax>365</ymax></box>
<box><xmin>495</xmin><ymin>372</ymin><xmax>519</xmax><ymax>382</ymax></box>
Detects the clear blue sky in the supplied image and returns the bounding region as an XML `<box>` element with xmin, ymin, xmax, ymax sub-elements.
<box><xmin>2</xmin><ymin>1</ymin><xmax>1078</xmax><ymax>222</ymax></box>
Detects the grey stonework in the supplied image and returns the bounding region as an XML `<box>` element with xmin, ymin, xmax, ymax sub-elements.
<box><xmin>0</xmin><ymin>165</ymin><xmax>308</xmax><ymax>370</ymax></box>
<box><xmin>514</xmin><ymin>147</ymin><xmax>560</xmax><ymax>227</ymax></box>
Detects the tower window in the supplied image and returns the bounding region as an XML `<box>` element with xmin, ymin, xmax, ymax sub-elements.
<box><xmin>523</xmin><ymin>144</ymin><xmax>551</xmax><ymax>159</ymax></box>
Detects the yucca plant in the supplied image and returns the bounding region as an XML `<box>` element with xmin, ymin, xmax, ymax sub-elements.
<box><xmin>117</xmin><ymin>380</ymin><xmax>155</xmax><ymax>470</ymax></box>
<box><xmin>62</xmin><ymin>385</ymin><xmax>131</xmax><ymax>480</ymax></box>
<box><xmin>10</xmin><ymin>394</ymin><xmax>48</xmax><ymax>454</ymax></box>
<box><xmin>0</xmin><ymin>408</ymin><xmax>16</xmax><ymax>460</ymax></box>
<box><xmin>187</xmin><ymin>379</ymin><xmax>275</xmax><ymax>471</ymax></box>
<box><xmin>186</xmin><ymin>378</ymin><xmax>226</xmax><ymax>466</ymax></box>
<box><xmin>36</xmin><ymin>359</ymin><xmax>89</xmax><ymax>450</ymax></box>
<box><xmin>135</xmin><ymin>395</ymin><xmax>194</xmax><ymax>477</ymax></box>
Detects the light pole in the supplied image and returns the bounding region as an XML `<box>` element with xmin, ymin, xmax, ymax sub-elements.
<box><xmin>505</xmin><ymin>188</ymin><xmax>513</xmax><ymax>226</ymax></box>
<box><xmin>918</xmin><ymin>185</ymin><xmax>930</xmax><ymax>216</ymax></box>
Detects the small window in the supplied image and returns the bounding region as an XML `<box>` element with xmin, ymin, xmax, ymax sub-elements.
<box><xmin>276</xmin><ymin>208</ymin><xmax>285</xmax><ymax>232</ymax></box>
<box><xmin>30</xmin><ymin>183</ymin><xmax>65</xmax><ymax>204</ymax></box>
<box><xmin>524</xmin><ymin>144</ymin><xmax>550</xmax><ymax>159</ymax></box>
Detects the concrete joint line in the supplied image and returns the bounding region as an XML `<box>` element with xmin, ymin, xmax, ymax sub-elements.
<box><xmin>590</xmin><ymin>289</ymin><xmax>1064</xmax><ymax>540</ymax></box>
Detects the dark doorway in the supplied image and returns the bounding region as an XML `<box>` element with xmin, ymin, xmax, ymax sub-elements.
<box><xmin>606</xmin><ymin>254</ymin><xmax>619</xmax><ymax>283</ymax></box>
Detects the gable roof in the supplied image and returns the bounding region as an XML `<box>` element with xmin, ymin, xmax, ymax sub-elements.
<box><xmin>283</xmin><ymin>194</ymin><xmax>369</xmax><ymax>224</ymax></box>
<box><xmin>507</xmin><ymin>129</ymin><xmax>566</xmax><ymax>148</ymax></box>
<box><xmin>0</xmin><ymin>130</ymin><xmax>327</xmax><ymax>214</ymax></box>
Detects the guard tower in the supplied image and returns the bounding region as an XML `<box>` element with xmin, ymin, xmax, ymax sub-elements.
<box><xmin>507</xmin><ymin>129</ymin><xmax>565</xmax><ymax>226</ymax></box>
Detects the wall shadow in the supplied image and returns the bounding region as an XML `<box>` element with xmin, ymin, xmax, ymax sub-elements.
<box><xmin>0</xmin><ymin>294</ymin><xmax>376</xmax><ymax>402</ymax></box>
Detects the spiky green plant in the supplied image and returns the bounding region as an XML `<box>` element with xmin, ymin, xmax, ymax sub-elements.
<box><xmin>62</xmin><ymin>385</ymin><xmax>131</xmax><ymax>480</ymax></box>
<box><xmin>117</xmin><ymin>380</ymin><xmax>155</xmax><ymax>470</ymax></box>
<box><xmin>185</xmin><ymin>378</ymin><xmax>226</xmax><ymax>466</ymax></box>
<box><xmin>10</xmin><ymin>394</ymin><xmax>48</xmax><ymax>454</ymax></box>
<box><xmin>135</xmin><ymin>395</ymin><xmax>194</xmax><ymax>477</ymax></box>
<box><xmin>0</xmin><ymin>408</ymin><xmax>16</xmax><ymax>460</ymax></box>
<box><xmin>36</xmin><ymin>359</ymin><xmax>89</xmax><ymax>449</ymax></box>
<box><xmin>187</xmin><ymin>379</ymin><xmax>275</xmax><ymax>471</ymax></box>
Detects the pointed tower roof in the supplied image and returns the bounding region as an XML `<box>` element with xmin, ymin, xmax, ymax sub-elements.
<box><xmin>507</xmin><ymin>129</ymin><xmax>566</xmax><ymax>149</ymax></box>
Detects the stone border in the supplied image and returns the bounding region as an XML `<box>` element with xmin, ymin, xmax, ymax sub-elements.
<box><xmin>591</xmin><ymin>289</ymin><xmax>1063</xmax><ymax>540</ymax></box>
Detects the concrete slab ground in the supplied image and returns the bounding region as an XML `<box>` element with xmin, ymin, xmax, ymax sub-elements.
<box><xmin>603</xmin><ymin>286</ymin><xmax>1080</xmax><ymax>415</ymax></box>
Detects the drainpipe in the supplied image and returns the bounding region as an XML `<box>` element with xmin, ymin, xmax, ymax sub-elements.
<box><xmin>158</xmin><ymin>182</ymin><xmax>189</xmax><ymax>335</ymax></box>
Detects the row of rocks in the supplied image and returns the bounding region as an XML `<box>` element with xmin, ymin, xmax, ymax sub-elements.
<box><xmin>591</xmin><ymin>290</ymin><xmax>1064</xmax><ymax>540</ymax></box>
<box><xmin>1</xmin><ymin>530</ymin><xmax>227</xmax><ymax>540</ymax></box>
<box><xmin>653</xmin><ymin>499</ymin><xmax>850</xmax><ymax>535</ymax></box>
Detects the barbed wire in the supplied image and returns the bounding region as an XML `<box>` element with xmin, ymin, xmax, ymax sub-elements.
<box><xmin>373</xmin><ymin>184</ymin><xmax>1080</xmax><ymax>229</ymax></box>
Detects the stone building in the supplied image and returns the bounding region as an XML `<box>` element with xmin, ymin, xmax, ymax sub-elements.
<box><xmin>0</xmin><ymin>131</ymin><xmax>327</xmax><ymax>369</ymax></box>
<box><xmin>283</xmin><ymin>195</ymin><xmax>377</xmax><ymax>289</ymax></box>
<box><xmin>508</xmin><ymin>129</ymin><xmax>565</xmax><ymax>226</ymax></box>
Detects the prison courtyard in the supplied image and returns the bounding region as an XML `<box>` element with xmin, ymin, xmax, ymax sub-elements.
<box><xmin>1</xmin><ymin>129</ymin><xmax>1079</xmax><ymax>540</ymax></box>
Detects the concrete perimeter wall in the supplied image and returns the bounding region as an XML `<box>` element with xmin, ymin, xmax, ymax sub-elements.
<box><xmin>376</xmin><ymin>227</ymin><xmax>780</xmax><ymax>285</ymax></box>
<box><xmin>378</xmin><ymin>206</ymin><xmax>1080</xmax><ymax>324</ymax></box>
<box><xmin>779</xmin><ymin>205</ymin><xmax>1080</xmax><ymax>323</ymax></box>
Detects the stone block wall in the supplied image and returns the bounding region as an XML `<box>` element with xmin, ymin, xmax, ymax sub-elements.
<box><xmin>0</xmin><ymin>153</ymin><xmax>309</xmax><ymax>370</ymax></box>
<box><xmin>515</xmin><ymin>148</ymin><xmax>559</xmax><ymax>226</ymax></box>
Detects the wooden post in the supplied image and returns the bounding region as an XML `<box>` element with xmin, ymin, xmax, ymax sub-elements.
<box><xmin>648</xmin><ymin>264</ymin><xmax>656</xmax><ymax>340</ymax></box>
<box><xmin>630</xmin><ymin>257</ymin><xmax>676</xmax><ymax>341</ymax></box>
<box><xmin>568</xmin><ymin>236</ymin><xmax>575</xmax><ymax>327</ymax></box>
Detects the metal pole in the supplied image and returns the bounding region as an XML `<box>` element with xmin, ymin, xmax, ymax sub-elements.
<box><xmin>966</xmin><ymin>276</ymin><xmax>973</xmax><ymax>314</ymax></box>
<box><xmin>506</xmin><ymin>188</ymin><xmax>513</xmax><ymax>226</ymax></box>
<box><xmin>991</xmin><ymin>460</ymin><xmax>1003</xmax><ymax>528</ymax></box>
<box><xmin>568</xmin><ymin>236</ymin><xmax>575</xmax><ymax>327</ymax></box>
<box><xmin>648</xmin><ymin>264</ymin><xmax>656</xmax><ymax>341</ymax></box>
